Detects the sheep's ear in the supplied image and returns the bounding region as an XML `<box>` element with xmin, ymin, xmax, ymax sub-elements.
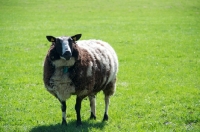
<box><xmin>71</xmin><ymin>34</ymin><xmax>82</xmax><ymax>41</ymax></box>
<box><xmin>46</xmin><ymin>36</ymin><xmax>56</xmax><ymax>42</ymax></box>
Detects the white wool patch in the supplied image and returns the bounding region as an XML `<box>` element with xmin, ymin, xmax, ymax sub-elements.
<box><xmin>52</xmin><ymin>57</ymin><xmax>75</xmax><ymax>67</ymax></box>
<box><xmin>77</xmin><ymin>40</ymin><xmax>118</xmax><ymax>86</ymax></box>
<box><xmin>49</xmin><ymin>67</ymin><xmax>75</xmax><ymax>101</ymax></box>
<box><xmin>87</xmin><ymin>61</ymin><xmax>93</xmax><ymax>76</ymax></box>
<box><xmin>102</xmin><ymin>76</ymin><xmax>107</xmax><ymax>87</ymax></box>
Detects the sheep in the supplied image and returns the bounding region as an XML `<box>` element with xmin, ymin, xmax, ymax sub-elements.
<box><xmin>43</xmin><ymin>34</ymin><xmax>118</xmax><ymax>126</ymax></box>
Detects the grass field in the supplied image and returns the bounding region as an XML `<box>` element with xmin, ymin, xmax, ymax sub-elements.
<box><xmin>0</xmin><ymin>0</ymin><xmax>200</xmax><ymax>131</ymax></box>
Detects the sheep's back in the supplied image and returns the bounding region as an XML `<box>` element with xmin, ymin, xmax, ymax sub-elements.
<box><xmin>69</xmin><ymin>40</ymin><xmax>118</xmax><ymax>96</ymax></box>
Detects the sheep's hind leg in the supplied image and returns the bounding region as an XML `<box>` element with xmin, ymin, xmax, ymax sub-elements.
<box><xmin>60</xmin><ymin>101</ymin><xmax>67</xmax><ymax>125</ymax></box>
<box><xmin>103</xmin><ymin>80</ymin><xmax>116</xmax><ymax>121</ymax></box>
<box><xmin>89</xmin><ymin>95</ymin><xmax>96</xmax><ymax>120</ymax></box>
<box><xmin>75</xmin><ymin>97</ymin><xmax>83</xmax><ymax>126</ymax></box>
<box><xmin>103</xmin><ymin>95</ymin><xmax>110</xmax><ymax>121</ymax></box>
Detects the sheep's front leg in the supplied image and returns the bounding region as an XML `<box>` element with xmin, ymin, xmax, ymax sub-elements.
<box><xmin>60</xmin><ymin>101</ymin><xmax>67</xmax><ymax>125</ymax></box>
<box><xmin>75</xmin><ymin>97</ymin><xmax>83</xmax><ymax>126</ymax></box>
<box><xmin>103</xmin><ymin>95</ymin><xmax>110</xmax><ymax>121</ymax></box>
<box><xmin>89</xmin><ymin>95</ymin><xmax>96</xmax><ymax>120</ymax></box>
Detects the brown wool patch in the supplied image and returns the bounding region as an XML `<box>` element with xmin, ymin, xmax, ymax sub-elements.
<box><xmin>43</xmin><ymin>55</ymin><xmax>55</xmax><ymax>87</ymax></box>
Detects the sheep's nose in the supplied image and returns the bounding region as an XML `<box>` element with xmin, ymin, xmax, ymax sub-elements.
<box><xmin>61</xmin><ymin>51</ymin><xmax>71</xmax><ymax>60</ymax></box>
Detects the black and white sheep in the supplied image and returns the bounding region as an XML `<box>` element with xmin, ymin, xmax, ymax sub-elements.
<box><xmin>43</xmin><ymin>34</ymin><xmax>118</xmax><ymax>126</ymax></box>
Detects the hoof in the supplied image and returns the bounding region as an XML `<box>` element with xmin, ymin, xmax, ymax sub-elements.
<box><xmin>61</xmin><ymin>120</ymin><xmax>67</xmax><ymax>125</ymax></box>
<box><xmin>103</xmin><ymin>113</ymin><xmax>108</xmax><ymax>121</ymax></box>
<box><xmin>90</xmin><ymin>112</ymin><xmax>96</xmax><ymax>120</ymax></box>
<box><xmin>76</xmin><ymin>121</ymin><xmax>82</xmax><ymax>127</ymax></box>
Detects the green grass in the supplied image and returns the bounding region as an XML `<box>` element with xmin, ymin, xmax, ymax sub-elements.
<box><xmin>0</xmin><ymin>0</ymin><xmax>200</xmax><ymax>131</ymax></box>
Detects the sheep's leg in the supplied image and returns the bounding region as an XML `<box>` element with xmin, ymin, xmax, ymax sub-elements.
<box><xmin>60</xmin><ymin>101</ymin><xmax>67</xmax><ymax>125</ymax></box>
<box><xmin>75</xmin><ymin>97</ymin><xmax>83</xmax><ymax>126</ymax></box>
<box><xmin>103</xmin><ymin>95</ymin><xmax>110</xmax><ymax>121</ymax></box>
<box><xmin>89</xmin><ymin>95</ymin><xmax>96</xmax><ymax>120</ymax></box>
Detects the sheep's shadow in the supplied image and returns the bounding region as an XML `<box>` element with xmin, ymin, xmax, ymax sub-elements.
<box><xmin>30</xmin><ymin>120</ymin><xmax>107</xmax><ymax>132</ymax></box>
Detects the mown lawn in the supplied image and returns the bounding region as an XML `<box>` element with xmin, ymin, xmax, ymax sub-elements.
<box><xmin>0</xmin><ymin>0</ymin><xmax>199</xmax><ymax>131</ymax></box>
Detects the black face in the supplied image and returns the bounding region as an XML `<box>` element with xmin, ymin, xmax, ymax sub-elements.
<box><xmin>55</xmin><ymin>37</ymin><xmax>73</xmax><ymax>60</ymax></box>
<box><xmin>46</xmin><ymin>34</ymin><xmax>82</xmax><ymax>61</ymax></box>
<box><xmin>48</xmin><ymin>37</ymin><xmax>73</xmax><ymax>61</ymax></box>
<box><xmin>49</xmin><ymin>45</ymin><xmax>60</xmax><ymax>61</ymax></box>
<box><xmin>54</xmin><ymin>37</ymin><xmax>73</xmax><ymax>60</ymax></box>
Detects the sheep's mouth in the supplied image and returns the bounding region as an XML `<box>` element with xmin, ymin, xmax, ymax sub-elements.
<box><xmin>60</xmin><ymin>51</ymin><xmax>72</xmax><ymax>60</ymax></box>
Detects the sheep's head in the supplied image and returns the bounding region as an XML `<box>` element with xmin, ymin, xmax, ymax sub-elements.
<box><xmin>46</xmin><ymin>34</ymin><xmax>82</xmax><ymax>61</ymax></box>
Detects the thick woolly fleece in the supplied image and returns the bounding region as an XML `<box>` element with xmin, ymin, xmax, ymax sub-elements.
<box><xmin>43</xmin><ymin>39</ymin><xmax>118</xmax><ymax>101</ymax></box>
